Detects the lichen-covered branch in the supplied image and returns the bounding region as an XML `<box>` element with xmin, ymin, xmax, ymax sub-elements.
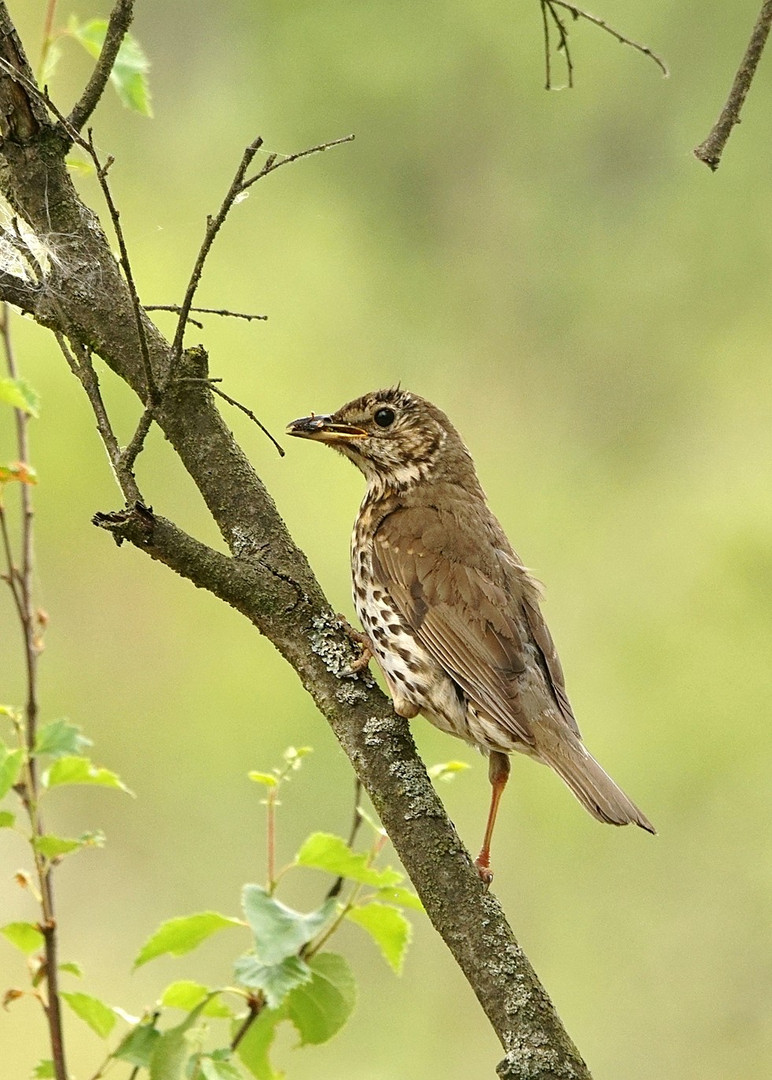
<box><xmin>0</xmin><ymin>5</ymin><xmax>591</xmax><ymax>1075</ymax></box>
<box><xmin>694</xmin><ymin>0</ymin><xmax>772</xmax><ymax>170</ymax></box>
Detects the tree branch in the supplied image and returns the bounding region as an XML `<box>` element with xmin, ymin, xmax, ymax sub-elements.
<box><xmin>0</xmin><ymin>6</ymin><xmax>592</xmax><ymax>1074</ymax></box>
<box><xmin>66</xmin><ymin>0</ymin><xmax>135</xmax><ymax>133</ymax></box>
<box><xmin>694</xmin><ymin>0</ymin><xmax>772</xmax><ymax>170</ymax></box>
<box><xmin>539</xmin><ymin>0</ymin><xmax>668</xmax><ymax>89</ymax></box>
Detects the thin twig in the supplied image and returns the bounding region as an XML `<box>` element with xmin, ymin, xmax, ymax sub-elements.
<box><xmin>172</xmin><ymin>134</ymin><xmax>354</xmax><ymax>359</ymax></box>
<box><xmin>541</xmin><ymin>0</ymin><xmax>668</xmax><ymax>89</ymax></box>
<box><xmin>230</xmin><ymin>996</ymin><xmax>264</xmax><ymax>1053</ymax></box>
<box><xmin>55</xmin><ymin>333</ymin><xmax>144</xmax><ymax>503</ymax></box>
<box><xmin>542</xmin><ymin>0</ymin><xmax>574</xmax><ymax>88</ymax></box>
<box><xmin>39</xmin><ymin>0</ymin><xmax>59</xmax><ymax>72</ymax></box>
<box><xmin>67</xmin><ymin>0</ymin><xmax>135</xmax><ymax>132</ymax></box>
<box><xmin>171</xmin><ymin>137</ymin><xmax>266</xmax><ymax>359</ymax></box>
<box><xmin>326</xmin><ymin>777</ymin><xmax>364</xmax><ymax>900</ymax></box>
<box><xmin>0</xmin><ymin>303</ymin><xmax>67</xmax><ymax>1080</ymax></box>
<box><xmin>87</xmin><ymin>131</ymin><xmax>158</xmax><ymax>404</ymax></box>
<box><xmin>694</xmin><ymin>0</ymin><xmax>772</xmax><ymax>170</ymax></box>
<box><xmin>180</xmin><ymin>377</ymin><xmax>285</xmax><ymax>458</ymax></box>
<box><xmin>147</xmin><ymin>304</ymin><xmax>267</xmax><ymax>324</ymax></box>
<box><xmin>118</xmin><ymin>407</ymin><xmax>154</xmax><ymax>481</ymax></box>
<box><xmin>239</xmin><ymin>134</ymin><xmax>356</xmax><ymax>194</ymax></box>
<box><xmin>540</xmin><ymin>0</ymin><xmax>552</xmax><ymax>90</ymax></box>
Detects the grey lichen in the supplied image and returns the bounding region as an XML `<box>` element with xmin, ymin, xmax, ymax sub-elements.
<box><xmin>310</xmin><ymin>610</ymin><xmax>375</xmax><ymax>685</ymax></box>
<box><xmin>335</xmin><ymin>681</ymin><xmax>368</xmax><ymax>705</ymax></box>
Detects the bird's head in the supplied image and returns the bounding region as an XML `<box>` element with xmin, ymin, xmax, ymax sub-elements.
<box><xmin>287</xmin><ymin>386</ymin><xmax>478</xmax><ymax>495</ymax></box>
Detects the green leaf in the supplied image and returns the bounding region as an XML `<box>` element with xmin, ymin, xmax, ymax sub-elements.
<box><xmin>0</xmin><ymin>377</ymin><xmax>39</xmax><ymax>417</ymax></box>
<box><xmin>40</xmin><ymin>38</ymin><xmax>63</xmax><ymax>86</ymax></box>
<box><xmin>134</xmin><ymin>912</ymin><xmax>242</xmax><ymax>968</ymax></box>
<box><xmin>69</xmin><ymin>19</ymin><xmax>153</xmax><ymax>117</ymax></box>
<box><xmin>199</xmin><ymin>1054</ymin><xmax>243</xmax><ymax>1080</ymax></box>
<box><xmin>61</xmin><ymin>991</ymin><xmax>116</xmax><ymax>1039</ymax></box>
<box><xmin>287</xmin><ymin>952</ymin><xmax>355</xmax><ymax>1046</ymax></box>
<box><xmin>282</xmin><ymin>745</ymin><xmax>312</xmax><ymax>768</ymax></box>
<box><xmin>0</xmin><ymin>810</ymin><xmax>15</xmax><ymax>828</ymax></box>
<box><xmin>233</xmin><ymin>953</ymin><xmax>311</xmax><ymax>1009</ymax></box>
<box><xmin>347</xmin><ymin>902</ymin><xmax>412</xmax><ymax>974</ymax></box>
<box><xmin>160</xmin><ymin>980</ymin><xmax>233</xmax><ymax>1018</ymax></box>
<box><xmin>33</xmin><ymin>835</ymin><xmax>83</xmax><ymax>858</ymax></box>
<box><xmin>0</xmin><ymin>746</ymin><xmax>24</xmax><ymax>800</ymax></box>
<box><xmin>428</xmin><ymin>759</ymin><xmax>472</xmax><ymax>783</ymax></box>
<box><xmin>59</xmin><ymin>961</ymin><xmax>84</xmax><ymax>978</ymax></box>
<box><xmin>235</xmin><ymin>1005</ymin><xmax>286</xmax><ymax>1080</ymax></box>
<box><xmin>42</xmin><ymin>755</ymin><xmax>132</xmax><ymax>794</ymax></box>
<box><xmin>247</xmin><ymin>772</ymin><xmax>278</xmax><ymax>787</ymax></box>
<box><xmin>148</xmin><ymin>1001</ymin><xmax>207</xmax><ymax>1080</ymax></box>
<box><xmin>295</xmin><ymin>833</ymin><xmax>402</xmax><ymax>888</ymax></box>
<box><xmin>34</xmin><ymin>719</ymin><xmax>92</xmax><ymax>759</ymax></box>
<box><xmin>1</xmin><ymin>921</ymin><xmax>44</xmax><ymax>955</ymax></box>
<box><xmin>113</xmin><ymin>1023</ymin><xmax>161</xmax><ymax>1068</ymax></box>
<box><xmin>242</xmin><ymin>885</ymin><xmax>335</xmax><ymax>965</ymax></box>
<box><xmin>374</xmin><ymin>885</ymin><xmax>424</xmax><ymax>912</ymax></box>
<box><xmin>32</xmin><ymin>1061</ymin><xmax>55</xmax><ymax>1079</ymax></box>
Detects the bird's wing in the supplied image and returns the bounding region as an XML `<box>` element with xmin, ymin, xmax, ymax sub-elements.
<box><xmin>520</xmin><ymin>593</ymin><xmax>580</xmax><ymax>737</ymax></box>
<box><xmin>372</xmin><ymin>506</ymin><xmax>536</xmax><ymax>747</ymax></box>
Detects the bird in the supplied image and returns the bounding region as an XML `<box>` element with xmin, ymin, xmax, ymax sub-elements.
<box><xmin>287</xmin><ymin>386</ymin><xmax>654</xmax><ymax>880</ymax></box>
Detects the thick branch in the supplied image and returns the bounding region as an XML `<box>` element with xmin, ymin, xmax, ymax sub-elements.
<box><xmin>0</xmin><ymin>269</ymin><xmax>39</xmax><ymax>313</ymax></box>
<box><xmin>92</xmin><ymin>506</ymin><xmax>590</xmax><ymax>1078</ymax></box>
<box><xmin>694</xmin><ymin>0</ymin><xmax>772</xmax><ymax>170</ymax></box>
<box><xmin>0</xmin><ymin>7</ymin><xmax>591</xmax><ymax>1075</ymax></box>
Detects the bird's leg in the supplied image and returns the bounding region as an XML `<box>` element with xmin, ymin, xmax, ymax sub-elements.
<box><xmin>337</xmin><ymin>613</ymin><xmax>374</xmax><ymax>674</ymax></box>
<box><xmin>474</xmin><ymin>751</ymin><xmax>511</xmax><ymax>885</ymax></box>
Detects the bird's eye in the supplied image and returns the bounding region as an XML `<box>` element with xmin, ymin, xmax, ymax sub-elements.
<box><xmin>374</xmin><ymin>407</ymin><xmax>396</xmax><ymax>428</ymax></box>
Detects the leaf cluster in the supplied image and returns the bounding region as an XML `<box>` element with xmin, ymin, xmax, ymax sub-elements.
<box><xmin>0</xmin><ymin>719</ymin><xmax>422</xmax><ymax>1080</ymax></box>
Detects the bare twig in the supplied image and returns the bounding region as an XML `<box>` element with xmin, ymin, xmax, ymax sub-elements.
<box><xmin>67</xmin><ymin>0</ymin><xmax>135</xmax><ymax>132</ymax></box>
<box><xmin>172</xmin><ymin>134</ymin><xmax>354</xmax><ymax>360</ymax></box>
<box><xmin>694</xmin><ymin>0</ymin><xmax>772</xmax><ymax>170</ymax></box>
<box><xmin>0</xmin><ymin>303</ymin><xmax>67</xmax><ymax>1080</ymax></box>
<box><xmin>147</xmin><ymin>304</ymin><xmax>267</xmax><ymax>324</ymax></box>
<box><xmin>118</xmin><ymin>407</ymin><xmax>154</xmax><ymax>481</ymax></box>
<box><xmin>180</xmin><ymin>377</ymin><xmax>285</xmax><ymax>457</ymax></box>
<box><xmin>86</xmin><ymin>131</ymin><xmax>158</xmax><ymax>404</ymax></box>
<box><xmin>55</xmin><ymin>333</ymin><xmax>144</xmax><ymax>503</ymax></box>
<box><xmin>326</xmin><ymin>777</ymin><xmax>364</xmax><ymax>900</ymax></box>
<box><xmin>540</xmin><ymin>0</ymin><xmax>552</xmax><ymax>90</ymax></box>
<box><xmin>541</xmin><ymin>0</ymin><xmax>573</xmax><ymax>88</ymax></box>
<box><xmin>540</xmin><ymin>0</ymin><xmax>668</xmax><ymax>89</ymax></box>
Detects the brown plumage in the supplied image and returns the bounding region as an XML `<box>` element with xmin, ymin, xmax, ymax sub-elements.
<box><xmin>287</xmin><ymin>387</ymin><xmax>654</xmax><ymax>878</ymax></box>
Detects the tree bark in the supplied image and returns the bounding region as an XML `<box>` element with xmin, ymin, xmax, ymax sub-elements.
<box><xmin>0</xmin><ymin>6</ymin><xmax>591</xmax><ymax>1076</ymax></box>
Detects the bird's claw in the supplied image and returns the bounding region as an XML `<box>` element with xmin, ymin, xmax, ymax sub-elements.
<box><xmin>473</xmin><ymin>857</ymin><xmax>494</xmax><ymax>889</ymax></box>
<box><xmin>337</xmin><ymin>613</ymin><xmax>374</xmax><ymax>676</ymax></box>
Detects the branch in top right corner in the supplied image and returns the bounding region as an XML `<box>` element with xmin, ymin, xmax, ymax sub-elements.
<box><xmin>540</xmin><ymin>0</ymin><xmax>668</xmax><ymax>90</ymax></box>
<box><xmin>694</xmin><ymin>0</ymin><xmax>772</xmax><ymax>171</ymax></box>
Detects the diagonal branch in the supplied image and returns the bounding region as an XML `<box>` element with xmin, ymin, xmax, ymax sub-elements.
<box><xmin>67</xmin><ymin>0</ymin><xmax>135</xmax><ymax>133</ymax></box>
<box><xmin>0</xmin><ymin>6</ymin><xmax>592</xmax><ymax>1075</ymax></box>
<box><xmin>694</xmin><ymin>0</ymin><xmax>772</xmax><ymax>170</ymax></box>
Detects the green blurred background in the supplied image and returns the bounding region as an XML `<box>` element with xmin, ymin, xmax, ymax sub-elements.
<box><xmin>2</xmin><ymin>1</ymin><xmax>771</xmax><ymax>1076</ymax></box>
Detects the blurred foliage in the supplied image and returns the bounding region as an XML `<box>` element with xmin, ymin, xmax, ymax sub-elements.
<box><xmin>1</xmin><ymin>1</ymin><xmax>771</xmax><ymax>1078</ymax></box>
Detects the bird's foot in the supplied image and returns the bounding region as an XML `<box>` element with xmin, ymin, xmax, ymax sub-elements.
<box><xmin>473</xmin><ymin>855</ymin><xmax>494</xmax><ymax>889</ymax></box>
<box><xmin>337</xmin><ymin>613</ymin><xmax>374</xmax><ymax>675</ymax></box>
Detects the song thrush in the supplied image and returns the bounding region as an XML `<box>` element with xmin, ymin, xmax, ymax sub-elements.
<box><xmin>287</xmin><ymin>387</ymin><xmax>654</xmax><ymax>878</ymax></box>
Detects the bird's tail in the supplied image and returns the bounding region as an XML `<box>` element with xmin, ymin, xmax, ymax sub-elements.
<box><xmin>541</xmin><ymin>738</ymin><xmax>656</xmax><ymax>834</ymax></box>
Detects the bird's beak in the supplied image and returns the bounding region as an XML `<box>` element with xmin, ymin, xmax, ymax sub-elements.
<box><xmin>286</xmin><ymin>413</ymin><xmax>368</xmax><ymax>443</ymax></box>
